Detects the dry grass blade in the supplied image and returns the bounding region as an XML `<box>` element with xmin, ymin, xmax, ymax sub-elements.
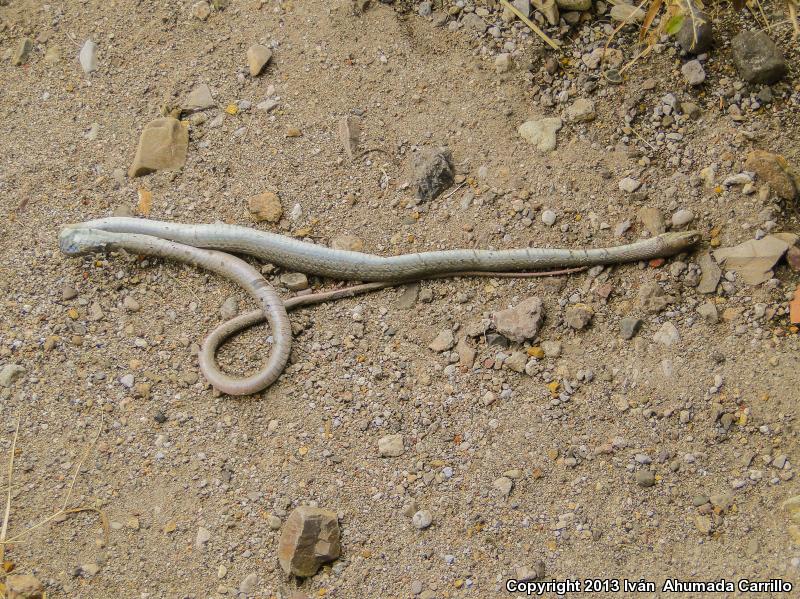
<box><xmin>0</xmin><ymin>417</ymin><xmax>21</xmax><ymax>566</ymax></box>
<box><xmin>499</xmin><ymin>0</ymin><xmax>561</xmax><ymax>51</ymax></box>
<box><xmin>0</xmin><ymin>417</ymin><xmax>105</xmax><ymax>547</ymax></box>
<box><xmin>639</xmin><ymin>0</ymin><xmax>664</xmax><ymax>42</ymax></box>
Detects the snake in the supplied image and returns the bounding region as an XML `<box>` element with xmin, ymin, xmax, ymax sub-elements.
<box><xmin>59</xmin><ymin>217</ymin><xmax>700</xmax><ymax>395</ymax></box>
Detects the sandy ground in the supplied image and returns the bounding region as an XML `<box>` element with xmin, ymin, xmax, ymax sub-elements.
<box><xmin>0</xmin><ymin>0</ymin><xmax>799</xmax><ymax>597</ymax></box>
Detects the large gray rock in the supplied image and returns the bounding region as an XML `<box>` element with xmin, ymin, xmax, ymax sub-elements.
<box><xmin>277</xmin><ymin>507</ymin><xmax>341</xmax><ymax>577</ymax></box>
<box><xmin>731</xmin><ymin>31</ymin><xmax>787</xmax><ymax>84</ymax></box>
<box><xmin>676</xmin><ymin>3</ymin><xmax>712</xmax><ymax>54</ymax></box>
<box><xmin>128</xmin><ymin>117</ymin><xmax>188</xmax><ymax>177</ymax></box>
<box><xmin>493</xmin><ymin>297</ymin><xmax>545</xmax><ymax>342</ymax></box>
<box><xmin>412</xmin><ymin>147</ymin><xmax>453</xmax><ymax>201</ymax></box>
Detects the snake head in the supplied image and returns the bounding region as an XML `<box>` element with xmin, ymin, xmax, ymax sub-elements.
<box><xmin>59</xmin><ymin>227</ymin><xmax>111</xmax><ymax>256</ymax></box>
<box><xmin>660</xmin><ymin>230</ymin><xmax>701</xmax><ymax>252</ymax></box>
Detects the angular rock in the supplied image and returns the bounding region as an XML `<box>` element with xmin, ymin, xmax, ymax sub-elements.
<box><xmin>128</xmin><ymin>117</ymin><xmax>188</xmax><ymax>178</ymax></box>
<box><xmin>280</xmin><ymin>272</ymin><xmax>309</xmax><ymax>291</ymax></box>
<box><xmin>5</xmin><ymin>574</ymin><xmax>44</xmax><ymax>599</ymax></box>
<box><xmin>697</xmin><ymin>253</ymin><xmax>721</xmax><ymax>294</ymax></box>
<box><xmin>79</xmin><ymin>39</ymin><xmax>97</xmax><ymax>73</ymax></box>
<box><xmin>278</xmin><ymin>507</ymin><xmax>341</xmax><ymax>577</ymax></box>
<box><xmin>638</xmin><ymin>282</ymin><xmax>674</xmax><ymax>313</ymax></box>
<box><xmin>638</xmin><ymin>207</ymin><xmax>666</xmax><ymax>235</ymax></box>
<box><xmin>247</xmin><ymin>44</ymin><xmax>272</xmax><ymax>77</ymax></box>
<box><xmin>248</xmin><ymin>191</ymin><xmax>283</xmax><ymax>223</ymax></box>
<box><xmin>378</xmin><ymin>434</ymin><xmax>404</xmax><ymax>457</ymax></box>
<box><xmin>461</xmin><ymin>12</ymin><xmax>487</xmax><ymax>33</ymax></box>
<box><xmin>412</xmin><ymin>509</ymin><xmax>432</xmax><ymax>529</ymax></box>
<box><xmin>456</xmin><ymin>337</ymin><xmax>476</xmax><ymax>368</ymax></box>
<box><xmin>555</xmin><ymin>0</ymin><xmax>590</xmax><ymax>9</ymax></box>
<box><xmin>518</xmin><ymin>118</ymin><xmax>562</xmax><ymax>153</ymax></box>
<box><xmin>12</xmin><ymin>37</ymin><xmax>33</xmax><ymax>66</ymax></box>
<box><xmin>566</xmin><ymin>98</ymin><xmax>596</xmax><ymax>122</ymax></box>
<box><xmin>0</xmin><ymin>363</ymin><xmax>26</xmax><ymax>388</ymax></box>
<box><xmin>681</xmin><ymin>59</ymin><xmax>705</xmax><ymax>86</ymax></box>
<box><xmin>331</xmin><ymin>234</ymin><xmax>364</xmax><ymax>252</ymax></box>
<box><xmin>428</xmin><ymin>330</ymin><xmax>454</xmax><ymax>352</ymax></box>
<box><xmin>618</xmin><ymin>177</ymin><xmax>640</xmax><ymax>193</ymax></box>
<box><xmin>494</xmin><ymin>53</ymin><xmax>512</xmax><ymax>73</ymax></box>
<box><xmin>184</xmin><ymin>83</ymin><xmax>215</xmax><ymax>112</ymax></box>
<box><xmin>697</xmin><ymin>301</ymin><xmax>718</xmax><ymax>324</ymax></box>
<box><xmin>504</xmin><ymin>351</ymin><xmax>528</xmax><ymax>372</ymax></box>
<box><xmin>192</xmin><ymin>0</ymin><xmax>211</xmax><ymax>20</ymax></box>
<box><xmin>493</xmin><ymin>476</ymin><xmax>514</xmax><ymax>496</ymax></box>
<box><xmin>713</xmin><ymin>234</ymin><xmax>797</xmax><ymax>285</ymax></box>
<box><xmin>493</xmin><ymin>296</ymin><xmax>544</xmax><ymax>342</ymax></box>
<box><xmin>610</xmin><ymin>3</ymin><xmax>644</xmax><ymax>22</ymax></box>
<box><xmin>619</xmin><ymin>317</ymin><xmax>642</xmax><ymax>340</ymax></box>
<box><xmin>731</xmin><ymin>31</ymin><xmax>787</xmax><ymax>84</ymax></box>
<box><xmin>653</xmin><ymin>321</ymin><xmax>680</xmax><ymax>347</ymax></box>
<box><xmin>744</xmin><ymin>150</ymin><xmax>799</xmax><ymax>200</ymax></box>
<box><xmin>532</xmin><ymin>0</ymin><xmax>559</xmax><ymax>25</ymax></box>
<box><xmin>338</xmin><ymin>115</ymin><xmax>361</xmax><ymax>159</ymax></box>
<box><xmin>676</xmin><ymin>3</ymin><xmax>712</xmax><ymax>54</ymax></box>
<box><xmin>564</xmin><ymin>304</ymin><xmax>593</xmax><ymax>330</ymax></box>
<box><xmin>412</xmin><ymin>147</ymin><xmax>453</xmax><ymax>201</ymax></box>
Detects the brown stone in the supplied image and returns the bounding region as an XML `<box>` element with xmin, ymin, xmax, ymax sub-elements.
<box><xmin>247</xmin><ymin>44</ymin><xmax>272</xmax><ymax>77</ymax></box>
<box><xmin>128</xmin><ymin>117</ymin><xmax>188</xmax><ymax>178</ymax></box>
<box><xmin>787</xmin><ymin>246</ymin><xmax>800</xmax><ymax>272</ymax></box>
<box><xmin>330</xmin><ymin>234</ymin><xmax>364</xmax><ymax>252</ymax></box>
<box><xmin>277</xmin><ymin>506</ymin><xmax>341</xmax><ymax>577</ymax></box>
<box><xmin>247</xmin><ymin>191</ymin><xmax>283</xmax><ymax>223</ymax></box>
<box><xmin>493</xmin><ymin>296</ymin><xmax>544</xmax><ymax>342</ymax></box>
<box><xmin>744</xmin><ymin>150</ymin><xmax>799</xmax><ymax>200</ymax></box>
<box><xmin>6</xmin><ymin>574</ymin><xmax>44</xmax><ymax>599</ymax></box>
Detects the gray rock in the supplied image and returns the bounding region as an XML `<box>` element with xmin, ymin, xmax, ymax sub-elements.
<box><xmin>610</xmin><ymin>3</ymin><xmax>644</xmax><ymax>22</ymax></box>
<box><xmin>239</xmin><ymin>573</ymin><xmax>258</xmax><ymax>595</ymax></box>
<box><xmin>504</xmin><ymin>351</ymin><xmax>528</xmax><ymax>373</ymax></box>
<box><xmin>518</xmin><ymin>118</ymin><xmax>562</xmax><ymax>153</ymax></box>
<box><xmin>564</xmin><ymin>304</ymin><xmax>593</xmax><ymax>330</ymax></box>
<box><xmin>681</xmin><ymin>59</ymin><xmax>705</xmax><ymax>86</ymax></box>
<box><xmin>566</xmin><ymin>98</ymin><xmax>596</xmax><ymax>122</ymax></box>
<box><xmin>638</xmin><ymin>207</ymin><xmax>666</xmax><ymax>235</ymax></box>
<box><xmin>697</xmin><ymin>253</ymin><xmax>721</xmax><ymax>294</ymax></box>
<box><xmin>493</xmin><ymin>476</ymin><xmax>513</xmax><ymax>497</ymax></box>
<box><xmin>618</xmin><ymin>177</ymin><xmax>640</xmax><ymax>193</ymax></box>
<box><xmin>635</xmin><ymin>470</ymin><xmax>656</xmax><ymax>487</ymax></box>
<box><xmin>671</xmin><ymin>209</ymin><xmax>694</xmax><ymax>227</ymax></box>
<box><xmin>220</xmin><ymin>297</ymin><xmax>239</xmax><ymax>320</ymax></box>
<box><xmin>428</xmin><ymin>330</ymin><xmax>454</xmax><ymax>352</ymax></box>
<box><xmin>280</xmin><ymin>272</ymin><xmax>309</xmax><ymax>291</ymax></box>
<box><xmin>493</xmin><ymin>297</ymin><xmax>545</xmax><ymax>342</ymax></box>
<box><xmin>697</xmin><ymin>301</ymin><xmax>718</xmax><ymax>324</ymax></box>
<box><xmin>11</xmin><ymin>37</ymin><xmax>33</xmax><ymax>66</ymax></box>
<box><xmin>412</xmin><ymin>147</ymin><xmax>454</xmax><ymax>201</ymax></box>
<box><xmin>619</xmin><ymin>317</ymin><xmax>642</xmax><ymax>340</ymax></box>
<box><xmin>378</xmin><ymin>434</ymin><xmax>404</xmax><ymax>457</ymax></box>
<box><xmin>395</xmin><ymin>283</ymin><xmax>419</xmax><ymax>310</ymax></box>
<box><xmin>653</xmin><ymin>321</ymin><xmax>680</xmax><ymax>346</ymax></box>
<box><xmin>0</xmin><ymin>364</ymin><xmax>26</xmax><ymax>388</ymax></box>
<box><xmin>418</xmin><ymin>1</ymin><xmax>432</xmax><ymax>17</ymax></box>
<box><xmin>541</xmin><ymin>209</ymin><xmax>557</xmax><ymax>226</ymax></box>
<box><xmin>79</xmin><ymin>40</ymin><xmax>97</xmax><ymax>74</ymax></box>
<box><xmin>461</xmin><ymin>12</ymin><xmax>488</xmax><ymax>33</ymax></box>
<box><xmin>184</xmin><ymin>84</ymin><xmax>215</xmax><ymax>112</ymax></box>
<box><xmin>541</xmin><ymin>340</ymin><xmax>562</xmax><ymax>357</ymax></box>
<box><xmin>676</xmin><ymin>3</ymin><xmax>712</xmax><ymax>54</ymax></box>
<box><xmin>513</xmin><ymin>0</ymin><xmax>531</xmax><ymax>17</ymax></box>
<box><xmin>731</xmin><ymin>31</ymin><xmax>787</xmax><ymax>84</ymax></box>
<box><xmin>638</xmin><ymin>282</ymin><xmax>674</xmax><ymax>313</ymax></box>
<box><xmin>246</xmin><ymin>44</ymin><xmax>272</xmax><ymax>77</ymax></box>
<box><xmin>555</xmin><ymin>0</ymin><xmax>590</xmax><ymax>10</ymax></box>
<box><xmin>195</xmin><ymin>526</ymin><xmax>212</xmax><ymax>548</ymax></box>
<box><xmin>412</xmin><ymin>510</ymin><xmax>433</xmax><ymax>529</ymax></box>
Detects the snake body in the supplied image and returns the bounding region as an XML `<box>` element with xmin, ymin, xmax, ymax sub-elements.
<box><xmin>59</xmin><ymin>218</ymin><xmax>700</xmax><ymax>395</ymax></box>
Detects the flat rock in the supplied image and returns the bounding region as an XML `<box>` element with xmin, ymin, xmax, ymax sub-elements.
<box><xmin>564</xmin><ymin>304</ymin><xmax>593</xmax><ymax>330</ymax></box>
<box><xmin>697</xmin><ymin>301</ymin><xmax>718</xmax><ymax>323</ymax></box>
<box><xmin>429</xmin><ymin>330</ymin><xmax>455</xmax><ymax>352</ymax></box>
<box><xmin>184</xmin><ymin>83</ymin><xmax>215</xmax><ymax>112</ymax></box>
<box><xmin>744</xmin><ymin>150</ymin><xmax>798</xmax><ymax>200</ymax></box>
<box><xmin>639</xmin><ymin>282</ymin><xmax>674</xmax><ymax>313</ymax></box>
<box><xmin>412</xmin><ymin>147</ymin><xmax>453</xmax><ymax>201</ymax></box>
<box><xmin>280</xmin><ymin>272</ymin><xmax>309</xmax><ymax>291</ymax></box>
<box><xmin>713</xmin><ymin>234</ymin><xmax>797</xmax><ymax>285</ymax></box>
<box><xmin>12</xmin><ymin>37</ymin><xmax>33</xmax><ymax>66</ymax></box>
<box><xmin>618</xmin><ymin>177</ymin><xmax>640</xmax><ymax>193</ymax></box>
<box><xmin>247</xmin><ymin>44</ymin><xmax>272</xmax><ymax>77</ymax></box>
<box><xmin>731</xmin><ymin>31</ymin><xmax>787</xmax><ymax>84</ymax></box>
<box><xmin>619</xmin><ymin>317</ymin><xmax>642</xmax><ymax>340</ymax></box>
<box><xmin>518</xmin><ymin>118</ymin><xmax>562</xmax><ymax>153</ymax></box>
<box><xmin>277</xmin><ymin>507</ymin><xmax>341</xmax><ymax>577</ymax></box>
<box><xmin>0</xmin><ymin>363</ymin><xmax>26</xmax><ymax>387</ymax></box>
<box><xmin>338</xmin><ymin>115</ymin><xmax>361</xmax><ymax>159</ymax></box>
<box><xmin>79</xmin><ymin>39</ymin><xmax>97</xmax><ymax>73</ymax></box>
<box><xmin>493</xmin><ymin>296</ymin><xmax>544</xmax><ymax>342</ymax></box>
<box><xmin>671</xmin><ymin>209</ymin><xmax>694</xmax><ymax>227</ymax></box>
<box><xmin>638</xmin><ymin>207</ymin><xmax>665</xmax><ymax>235</ymax></box>
<box><xmin>653</xmin><ymin>321</ymin><xmax>680</xmax><ymax>347</ymax></box>
<box><xmin>566</xmin><ymin>98</ymin><xmax>595</xmax><ymax>122</ymax></box>
<box><xmin>461</xmin><ymin>12</ymin><xmax>487</xmax><ymax>33</ymax></box>
<box><xmin>248</xmin><ymin>191</ymin><xmax>283</xmax><ymax>223</ymax></box>
<box><xmin>493</xmin><ymin>476</ymin><xmax>514</xmax><ymax>496</ymax></box>
<box><xmin>331</xmin><ymin>234</ymin><xmax>364</xmax><ymax>252</ymax></box>
<box><xmin>128</xmin><ymin>117</ymin><xmax>188</xmax><ymax>178</ymax></box>
<box><xmin>5</xmin><ymin>573</ymin><xmax>44</xmax><ymax>599</ymax></box>
<box><xmin>378</xmin><ymin>434</ymin><xmax>404</xmax><ymax>457</ymax></box>
<box><xmin>555</xmin><ymin>0</ymin><xmax>590</xmax><ymax>9</ymax></box>
<box><xmin>697</xmin><ymin>253</ymin><xmax>721</xmax><ymax>294</ymax></box>
<box><xmin>610</xmin><ymin>4</ymin><xmax>644</xmax><ymax>22</ymax></box>
<box><xmin>395</xmin><ymin>283</ymin><xmax>419</xmax><ymax>310</ymax></box>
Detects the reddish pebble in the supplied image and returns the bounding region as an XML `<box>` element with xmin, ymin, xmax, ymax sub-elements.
<box><xmin>649</xmin><ymin>258</ymin><xmax>665</xmax><ymax>268</ymax></box>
